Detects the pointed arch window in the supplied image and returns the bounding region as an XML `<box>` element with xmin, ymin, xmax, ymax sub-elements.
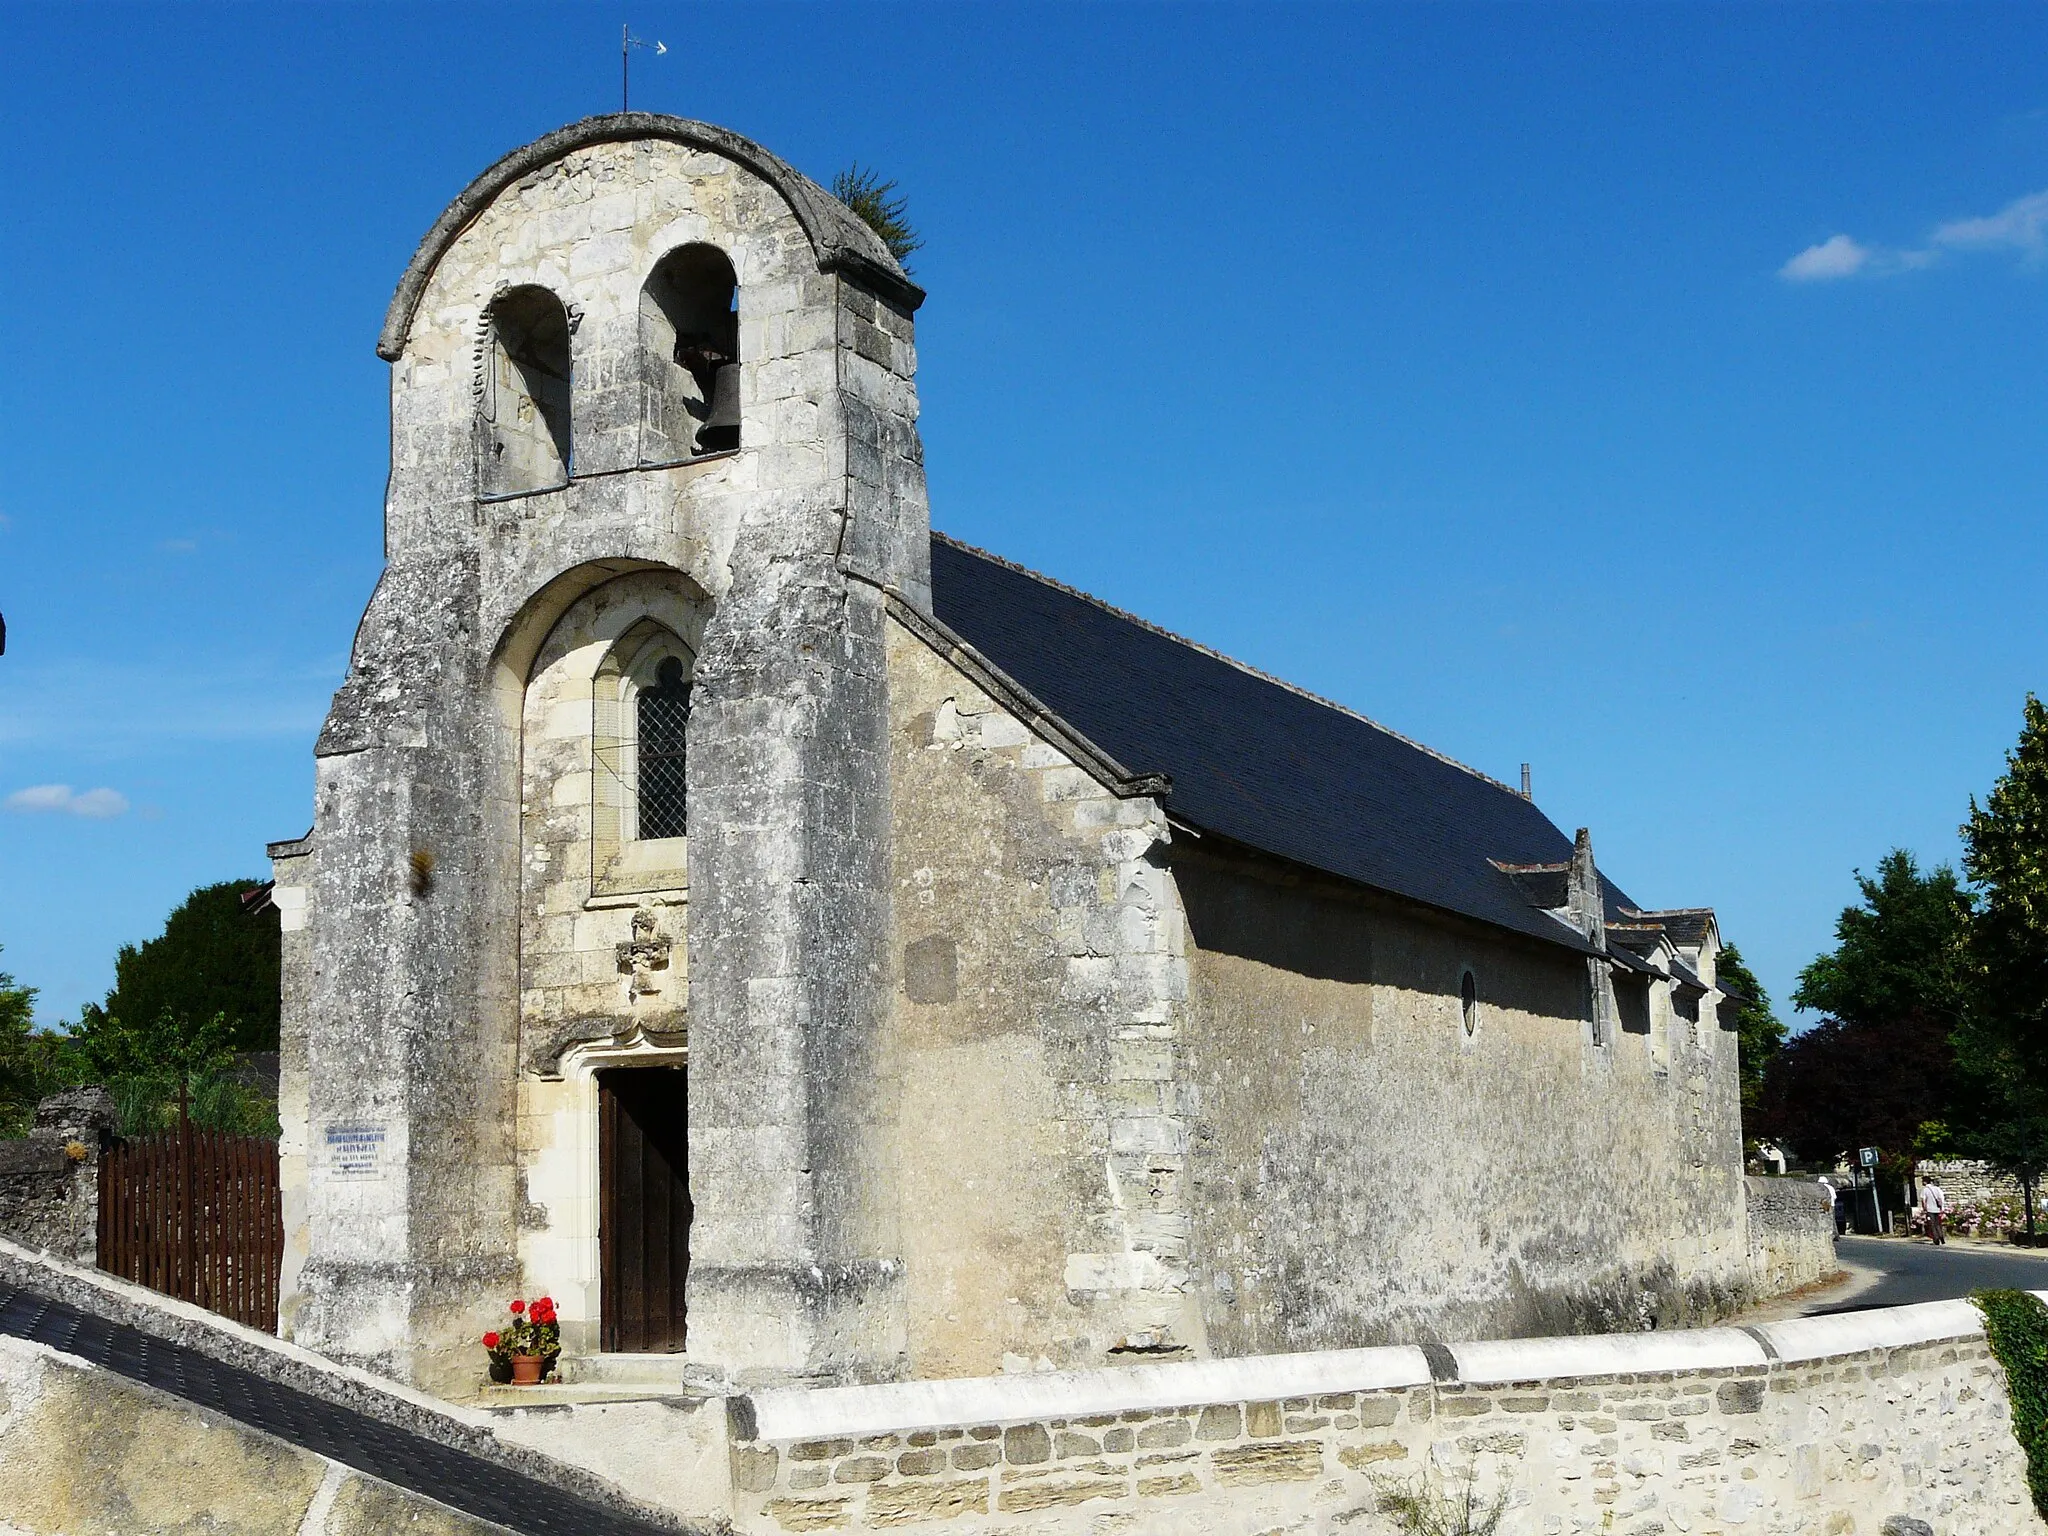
<box><xmin>636</xmin><ymin>655</ymin><xmax>691</xmax><ymax>839</ymax></box>
<box><xmin>592</xmin><ymin>620</ymin><xmax>697</xmax><ymax>896</ymax></box>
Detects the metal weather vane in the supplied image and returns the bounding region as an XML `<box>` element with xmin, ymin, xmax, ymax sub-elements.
<box><xmin>623</xmin><ymin>23</ymin><xmax>667</xmax><ymax>113</ymax></box>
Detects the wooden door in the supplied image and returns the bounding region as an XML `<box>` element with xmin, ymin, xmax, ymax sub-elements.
<box><xmin>598</xmin><ymin>1066</ymin><xmax>692</xmax><ymax>1353</ymax></box>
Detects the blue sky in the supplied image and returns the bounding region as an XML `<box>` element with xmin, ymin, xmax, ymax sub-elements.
<box><xmin>2</xmin><ymin>3</ymin><xmax>2044</xmax><ymax>1027</ymax></box>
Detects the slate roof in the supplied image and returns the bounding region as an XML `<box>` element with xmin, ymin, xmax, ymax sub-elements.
<box><xmin>1622</xmin><ymin>907</ymin><xmax>1716</xmax><ymax>948</ymax></box>
<box><xmin>929</xmin><ymin>534</ymin><xmax>1649</xmax><ymax>957</ymax></box>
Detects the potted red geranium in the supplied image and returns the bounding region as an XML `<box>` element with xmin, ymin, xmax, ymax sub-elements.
<box><xmin>483</xmin><ymin>1296</ymin><xmax>560</xmax><ymax>1384</ymax></box>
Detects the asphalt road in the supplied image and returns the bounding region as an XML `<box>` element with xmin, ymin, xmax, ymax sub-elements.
<box><xmin>1815</xmin><ymin>1235</ymin><xmax>2048</xmax><ymax>1312</ymax></box>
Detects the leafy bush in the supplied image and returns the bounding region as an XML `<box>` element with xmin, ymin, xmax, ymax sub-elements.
<box><xmin>1974</xmin><ymin>1288</ymin><xmax>2048</xmax><ymax>1517</ymax></box>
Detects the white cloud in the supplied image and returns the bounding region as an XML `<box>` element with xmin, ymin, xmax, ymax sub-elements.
<box><xmin>1781</xmin><ymin>234</ymin><xmax>1873</xmax><ymax>282</ymax></box>
<box><xmin>5</xmin><ymin>784</ymin><xmax>73</xmax><ymax>812</ymax></box>
<box><xmin>1933</xmin><ymin>189</ymin><xmax>2048</xmax><ymax>257</ymax></box>
<box><xmin>5</xmin><ymin>784</ymin><xmax>129</xmax><ymax>818</ymax></box>
<box><xmin>1783</xmin><ymin>186</ymin><xmax>2048</xmax><ymax>282</ymax></box>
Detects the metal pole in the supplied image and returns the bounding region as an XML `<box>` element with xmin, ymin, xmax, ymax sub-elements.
<box><xmin>623</xmin><ymin>22</ymin><xmax>630</xmax><ymax>112</ymax></box>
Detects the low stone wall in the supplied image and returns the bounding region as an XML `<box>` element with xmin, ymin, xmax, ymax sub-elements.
<box><xmin>1919</xmin><ymin>1159</ymin><xmax>2032</xmax><ymax>1215</ymax></box>
<box><xmin>0</xmin><ymin>1088</ymin><xmax>115</xmax><ymax>1263</ymax></box>
<box><xmin>1746</xmin><ymin>1172</ymin><xmax>1837</xmax><ymax>1296</ymax></box>
<box><xmin>1</xmin><ymin>1235</ymin><xmax>2039</xmax><ymax>1535</ymax></box>
<box><xmin>728</xmin><ymin>1305</ymin><xmax>2041</xmax><ymax>1534</ymax></box>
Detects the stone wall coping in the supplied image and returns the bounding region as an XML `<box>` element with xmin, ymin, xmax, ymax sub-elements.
<box><xmin>1449</xmin><ymin>1325</ymin><xmax>1767</xmax><ymax>1384</ymax></box>
<box><xmin>740</xmin><ymin>1292</ymin><xmax>2048</xmax><ymax>1444</ymax></box>
<box><xmin>1752</xmin><ymin>1297</ymin><xmax>1997</xmax><ymax>1364</ymax></box>
<box><xmin>744</xmin><ymin>1345</ymin><xmax>1434</xmax><ymax>1442</ymax></box>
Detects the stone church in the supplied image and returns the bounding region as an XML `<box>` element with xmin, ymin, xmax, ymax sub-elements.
<box><xmin>267</xmin><ymin>115</ymin><xmax>1749</xmax><ymax>1396</ymax></box>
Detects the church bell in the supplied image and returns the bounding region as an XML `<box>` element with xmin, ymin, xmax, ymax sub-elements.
<box><xmin>695</xmin><ymin>362</ymin><xmax>741</xmax><ymax>454</ymax></box>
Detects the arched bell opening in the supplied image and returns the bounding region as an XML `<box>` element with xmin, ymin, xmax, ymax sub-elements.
<box><xmin>639</xmin><ymin>244</ymin><xmax>740</xmax><ymax>464</ymax></box>
<box><xmin>480</xmin><ymin>285</ymin><xmax>574</xmax><ymax>495</ymax></box>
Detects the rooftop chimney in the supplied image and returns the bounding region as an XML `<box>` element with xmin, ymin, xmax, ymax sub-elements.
<box><xmin>1520</xmin><ymin>763</ymin><xmax>1531</xmax><ymax>800</ymax></box>
<box><xmin>1569</xmin><ymin>827</ymin><xmax>1615</xmax><ymax>1045</ymax></box>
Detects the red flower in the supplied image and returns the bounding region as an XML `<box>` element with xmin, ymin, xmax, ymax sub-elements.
<box><xmin>509</xmin><ymin>1299</ymin><xmax>525</xmax><ymax>1314</ymax></box>
<box><xmin>482</xmin><ymin>1331</ymin><xmax>500</xmax><ymax>1349</ymax></box>
<box><xmin>536</xmin><ymin>1296</ymin><xmax>553</xmax><ymax>1310</ymax></box>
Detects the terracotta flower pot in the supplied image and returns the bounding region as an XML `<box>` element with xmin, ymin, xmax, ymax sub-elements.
<box><xmin>510</xmin><ymin>1353</ymin><xmax>544</xmax><ymax>1385</ymax></box>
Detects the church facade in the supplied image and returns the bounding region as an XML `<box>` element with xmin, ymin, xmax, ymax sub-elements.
<box><xmin>268</xmin><ymin>116</ymin><xmax>1750</xmax><ymax>1396</ymax></box>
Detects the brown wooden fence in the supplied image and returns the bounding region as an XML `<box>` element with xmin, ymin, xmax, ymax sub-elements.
<box><xmin>97</xmin><ymin>1130</ymin><xmax>283</xmax><ymax>1332</ymax></box>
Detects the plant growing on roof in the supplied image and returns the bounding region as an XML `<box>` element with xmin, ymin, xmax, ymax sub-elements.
<box><xmin>830</xmin><ymin>164</ymin><xmax>923</xmax><ymax>269</ymax></box>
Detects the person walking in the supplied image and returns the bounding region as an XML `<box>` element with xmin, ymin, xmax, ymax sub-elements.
<box><xmin>1920</xmin><ymin>1178</ymin><xmax>1949</xmax><ymax>1245</ymax></box>
<box><xmin>1827</xmin><ymin>1176</ymin><xmax>1850</xmax><ymax>1237</ymax></box>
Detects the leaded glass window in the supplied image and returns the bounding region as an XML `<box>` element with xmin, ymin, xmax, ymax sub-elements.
<box><xmin>637</xmin><ymin>655</ymin><xmax>691</xmax><ymax>839</ymax></box>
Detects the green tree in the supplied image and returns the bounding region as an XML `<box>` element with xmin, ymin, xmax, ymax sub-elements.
<box><xmin>0</xmin><ymin>947</ymin><xmax>44</xmax><ymax>1135</ymax></box>
<box><xmin>831</xmin><ymin>165</ymin><xmax>923</xmax><ymax>268</ymax></box>
<box><xmin>1760</xmin><ymin>850</ymin><xmax>1974</xmax><ymax>1182</ymax></box>
<box><xmin>98</xmin><ymin>881</ymin><xmax>280</xmax><ymax>1053</ymax></box>
<box><xmin>1792</xmin><ymin>849</ymin><xmax>1975</xmax><ymax>1034</ymax></box>
<box><xmin>1963</xmin><ymin>695</ymin><xmax>2048</xmax><ymax>1073</ymax></box>
<box><xmin>1957</xmin><ymin>694</ymin><xmax>2048</xmax><ymax>1236</ymax></box>
<box><xmin>1715</xmin><ymin>941</ymin><xmax>1784</xmax><ymax>1126</ymax></box>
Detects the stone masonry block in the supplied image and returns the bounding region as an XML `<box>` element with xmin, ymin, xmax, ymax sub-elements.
<box><xmin>731</xmin><ymin>1445</ymin><xmax>779</xmax><ymax>1492</ymax></box>
<box><xmin>1212</xmin><ymin>1440</ymin><xmax>1324</xmax><ymax>1485</ymax></box>
<box><xmin>997</xmin><ymin>1479</ymin><xmax>1129</xmax><ymax>1512</ymax></box>
<box><xmin>1718</xmin><ymin>1380</ymin><xmax>1764</xmax><ymax>1414</ymax></box>
<box><xmin>865</xmin><ymin>1480</ymin><xmax>989</xmax><ymax>1526</ymax></box>
<box><xmin>1339</xmin><ymin>1440</ymin><xmax>1411</xmax><ymax>1470</ymax></box>
<box><xmin>1357</xmin><ymin>1396</ymin><xmax>1400</xmax><ymax>1428</ymax></box>
<box><xmin>1004</xmin><ymin>1425</ymin><xmax>1052</xmax><ymax>1465</ymax></box>
<box><xmin>764</xmin><ymin>1497</ymin><xmax>851</xmax><ymax>1531</ymax></box>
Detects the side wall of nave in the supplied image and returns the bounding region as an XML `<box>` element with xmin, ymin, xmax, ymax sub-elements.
<box><xmin>1173</xmin><ymin>848</ymin><xmax>1750</xmax><ymax>1354</ymax></box>
<box><xmin>879</xmin><ymin>625</ymin><xmax>1751</xmax><ymax>1380</ymax></box>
